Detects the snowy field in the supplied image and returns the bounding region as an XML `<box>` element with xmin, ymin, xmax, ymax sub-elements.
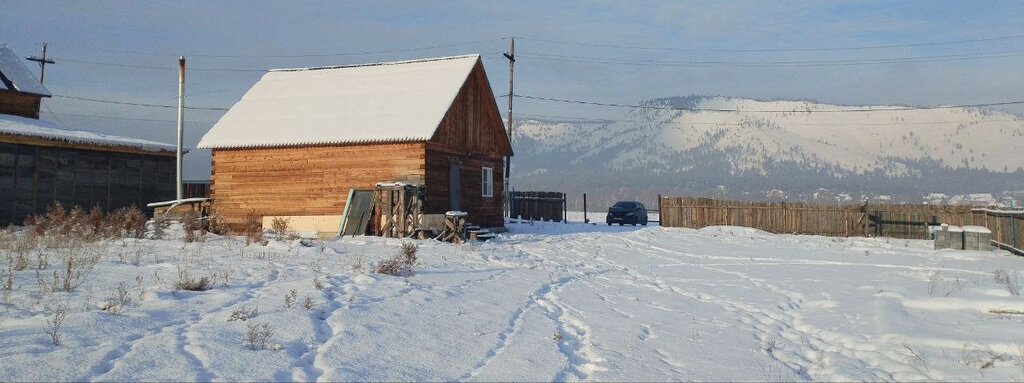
<box><xmin>3</xmin><ymin>218</ymin><xmax>1024</xmax><ymax>382</ymax></box>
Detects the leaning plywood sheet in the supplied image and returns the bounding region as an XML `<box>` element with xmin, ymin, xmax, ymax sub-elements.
<box><xmin>338</xmin><ymin>189</ymin><xmax>375</xmax><ymax>237</ymax></box>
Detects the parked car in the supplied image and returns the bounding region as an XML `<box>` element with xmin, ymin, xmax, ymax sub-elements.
<box><xmin>607</xmin><ymin>201</ymin><xmax>648</xmax><ymax>226</ymax></box>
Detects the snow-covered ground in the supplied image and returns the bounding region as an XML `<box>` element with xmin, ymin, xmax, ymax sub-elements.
<box><xmin>3</xmin><ymin>220</ymin><xmax>1024</xmax><ymax>381</ymax></box>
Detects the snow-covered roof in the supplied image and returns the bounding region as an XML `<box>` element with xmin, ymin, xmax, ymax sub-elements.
<box><xmin>0</xmin><ymin>44</ymin><xmax>51</xmax><ymax>97</ymax></box>
<box><xmin>198</xmin><ymin>54</ymin><xmax>481</xmax><ymax>149</ymax></box>
<box><xmin>0</xmin><ymin>113</ymin><xmax>175</xmax><ymax>152</ymax></box>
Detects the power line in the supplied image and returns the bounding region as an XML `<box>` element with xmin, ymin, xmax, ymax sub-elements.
<box><xmin>57</xmin><ymin>37</ymin><xmax>507</xmax><ymax>58</ymax></box>
<box><xmin>53</xmin><ymin>94</ymin><xmax>230</xmax><ymax>111</ymax></box>
<box><xmin>514</xmin><ymin>94</ymin><xmax>1024</xmax><ymax>113</ymax></box>
<box><xmin>515</xmin><ymin>112</ymin><xmax>1023</xmax><ymax>126</ymax></box>
<box><xmin>518</xmin><ymin>33</ymin><xmax>1024</xmax><ymax>53</ymax></box>
<box><xmin>56</xmin><ymin>58</ymin><xmax>269</xmax><ymax>72</ymax></box>
<box><xmin>516</xmin><ymin>49</ymin><xmax>1024</xmax><ymax>68</ymax></box>
<box><xmin>44</xmin><ymin>111</ymin><xmax>217</xmax><ymax>124</ymax></box>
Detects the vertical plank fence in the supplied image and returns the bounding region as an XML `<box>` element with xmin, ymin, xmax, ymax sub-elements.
<box><xmin>658</xmin><ymin>197</ymin><xmax>989</xmax><ymax>239</ymax></box>
<box><xmin>510</xmin><ymin>191</ymin><xmax>565</xmax><ymax>222</ymax></box>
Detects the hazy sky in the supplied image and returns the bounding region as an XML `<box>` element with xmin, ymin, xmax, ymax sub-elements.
<box><xmin>3</xmin><ymin>1</ymin><xmax>1023</xmax><ymax>178</ymax></box>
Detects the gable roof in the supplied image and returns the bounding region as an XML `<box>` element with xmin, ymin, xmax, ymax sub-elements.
<box><xmin>0</xmin><ymin>44</ymin><xmax>51</xmax><ymax>97</ymax></box>
<box><xmin>198</xmin><ymin>54</ymin><xmax>482</xmax><ymax>149</ymax></box>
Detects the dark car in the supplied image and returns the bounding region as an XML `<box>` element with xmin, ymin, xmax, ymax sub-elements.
<box><xmin>607</xmin><ymin>201</ymin><xmax>648</xmax><ymax>226</ymax></box>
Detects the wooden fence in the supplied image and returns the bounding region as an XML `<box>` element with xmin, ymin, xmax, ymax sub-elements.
<box><xmin>510</xmin><ymin>191</ymin><xmax>566</xmax><ymax>222</ymax></box>
<box><xmin>658</xmin><ymin>197</ymin><xmax>1002</xmax><ymax>240</ymax></box>
<box><xmin>971</xmin><ymin>208</ymin><xmax>1024</xmax><ymax>254</ymax></box>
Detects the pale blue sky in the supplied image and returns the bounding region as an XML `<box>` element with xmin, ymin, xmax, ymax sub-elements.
<box><xmin>2</xmin><ymin>1</ymin><xmax>1023</xmax><ymax>178</ymax></box>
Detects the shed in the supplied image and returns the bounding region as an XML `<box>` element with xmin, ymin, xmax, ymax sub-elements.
<box><xmin>0</xmin><ymin>114</ymin><xmax>177</xmax><ymax>225</ymax></box>
<box><xmin>0</xmin><ymin>43</ymin><xmax>177</xmax><ymax>225</ymax></box>
<box><xmin>197</xmin><ymin>54</ymin><xmax>513</xmax><ymax>233</ymax></box>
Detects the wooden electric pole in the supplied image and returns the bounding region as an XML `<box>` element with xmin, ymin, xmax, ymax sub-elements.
<box><xmin>503</xmin><ymin>37</ymin><xmax>515</xmax><ymax>218</ymax></box>
<box><xmin>26</xmin><ymin>43</ymin><xmax>55</xmax><ymax>84</ymax></box>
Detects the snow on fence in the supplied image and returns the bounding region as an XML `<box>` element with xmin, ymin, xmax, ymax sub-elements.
<box><xmin>509</xmin><ymin>191</ymin><xmax>566</xmax><ymax>222</ymax></box>
<box><xmin>658</xmin><ymin>197</ymin><xmax>1022</xmax><ymax>250</ymax></box>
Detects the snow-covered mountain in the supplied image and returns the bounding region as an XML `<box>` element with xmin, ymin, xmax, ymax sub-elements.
<box><xmin>511</xmin><ymin>96</ymin><xmax>1024</xmax><ymax>207</ymax></box>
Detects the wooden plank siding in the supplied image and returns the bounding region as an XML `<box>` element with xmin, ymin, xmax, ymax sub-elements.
<box><xmin>430</xmin><ymin>60</ymin><xmax>513</xmax><ymax>158</ymax></box>
<box><xmin>0</xmin><ymin>90</ymin><xmax>43</xmax><ymax>119</ymax></box>
<box><xmin>0</xmin><ymin>141</ymin><xmax>174</xmax><ymax>225</ymax></box>
<box><xmin>210</xmin><ymin>142</ymin><xmax>427</xmax><ymax>231</ymax></box>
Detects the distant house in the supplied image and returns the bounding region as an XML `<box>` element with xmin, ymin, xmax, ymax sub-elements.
<box><xmin>198</xmin><ymin>54</ymin><xmax>512</xmax><ymax>233</ymax></box>
<box><xmin>0</xmin><ymin>43</ymin><xmax>50</xmax><ymax>119</ymax></box>
<box><xmin>0</xmin><ymin>44</ymin><xmax>177</xmax><ymax>225</ymax></box>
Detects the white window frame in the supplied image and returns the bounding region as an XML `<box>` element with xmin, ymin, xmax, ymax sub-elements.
<box><xmin>482</xmin><ymin>166</ymin><xmax>493</xmax><ymax>197</ymax></box>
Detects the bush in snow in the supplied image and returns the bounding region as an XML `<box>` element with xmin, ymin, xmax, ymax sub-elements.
<box><xmin>204</xmin><ymin>211</ymin><xmax>229</xmax><ymax>235</ymax></box>
<box><xmin>150</xmin><ymin>214</ymin><xmax>170</xmax><ymax>240</ymax></box>
<box><xmin>245</xmin><ymin>321</ymin><xmax>275</xmax><ymax>350</ymax></box>
<box><xmin>175</xmin><ymin>268</ymin><xmax>213</xmax><ymax>291</ymax></box>
<box><xmin>181</xmin><ymin>211</ymin><xmax>205</xmax><ymax>243</ymax></box>
<box><xmin>42</xmin><ymin>304</ymin><xmax>67</xmax><ymax>345</ymax></box>
<box><xmin>270</xmin><ymin>217</ymin><xmax>292</xmax><ymax>241</ymax></box>
<box><xmin>227</xmin><ymin>305</ymin><xmax>259</xmax><ymax>322</ymax></box>
<box><xmin>244</xmin><ymin>210</ymin><xmax>265</xmax><ymax>246</ymax></box>
<box><xmin>101</xmin><ymin>281</ymin><xmax>133</xmax><ymax>315</ymax></box>
<box><xmin>993</xmin><ymin>268</ymin><xmax>1020</xmax><ymax>296</ymax></box>
<box><xmin>375</xmin><ymin>242</ymin><xmax>418</xmax><ymax>277</ymax></box>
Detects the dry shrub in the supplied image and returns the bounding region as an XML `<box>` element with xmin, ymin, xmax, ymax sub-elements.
<box><xmin>246</xmin><ymin>321</ymin><xmax>274</xmax><ymax>350</ymax></box>
<box><xmin>175</xmin><ymin>269</ymin><xmax>213</xmax><ymax>291</ymax></box>
<box><xmin>101</xmin><ymin>281</ymin><xmax>132</xmax><ymax>315</ymax></box>
<box><xmin>376</xmin><ymin>242</ymin><xmax>418</xmax><ymax>277</ymax></box>
<box><xmin>204</xmin><ymin>211</ymin><xmax>228</xmax><ymax>235</ymax></box>
<box><xmin>109</xmin><ymin>205</ymin><xmax>147</xmax><ymax>239</ymax></box>
<box><xmin>270</xmin><ymin>217</ymin><xmax>291</xmax><ymax>240</ymax></box>
<box><xmin>244</xmin><ymin>211</ymin><xmax>264</xmax><ymax>245</ymax></box>
<box><xmin>182</xmin><ymin>211</ymin><xmax>205</xmax><ymax>243</ymax></box>
<box><xmin>228</xmin><ymin>305</ymin><xmax>258</xmax><ymax>322</ymax></box>
<box><xmin>994</xmin><ymin>268</ymin><xmax>1021</xmax><ymax>296</ymax></box>
<box><xmin>151</xmin><ymin>214</ymin><xmax>170</xmax><ymax>240</ymax></box>
<box><xmin>43</xmin><ymin>304</ymin><xmax>67</xmax><ymax>345</ymax></box>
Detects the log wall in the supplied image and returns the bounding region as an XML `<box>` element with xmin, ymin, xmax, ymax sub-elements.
<box><xmin>211</xmin><ymin>142</ymin><xmax>426</xmax><ymax>231</ymax></box>
<box><xmin>0</xmin><ymin>90</ymin><xmax>43</xmax><ymax>119</ymax></box>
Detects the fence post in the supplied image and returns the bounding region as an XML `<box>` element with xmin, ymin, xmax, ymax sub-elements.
<box><xmin>1012</xmin><ymin>201</ymin><xmax>1017</xmax><ymax>249</ymax></box>
<box><xmin>657</xmin><ymin>194</ymin><xmax>662</xmax><ymax>226</ymax></box>
<box><xmin>562</xmin><ymin>192</ymin><xmax>567</xmax><ymax>224</ymax></box>
<box><xmin>583</xmin><ymin>193</ymin><xmax>588</xmax><ymax>223</ymax></box>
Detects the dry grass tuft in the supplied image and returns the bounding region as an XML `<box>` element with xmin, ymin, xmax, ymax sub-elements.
<box><xmin>376</xmin><ymin>242</ymin><xmax>419</xmax><ymax>277</ymax></box>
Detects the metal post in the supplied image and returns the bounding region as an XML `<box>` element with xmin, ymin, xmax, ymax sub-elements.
<box><xmin>176</xmin><ymin>56</ymin><xmax>185</xmax><ymax>201</ymax></box>
<box><xmin>563</xmin><ymin>192</ymin><xmax>567</xmax><ymax>224</ymax></box>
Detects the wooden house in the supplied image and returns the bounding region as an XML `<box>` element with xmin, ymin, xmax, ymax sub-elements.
<box><xmin>0</xmin><ymin>43</ymin><xmax>50</xmax><ymax>119</ymax></box>
<box><xmin>0</xmin><ymin>44</ymin><xmax>177</xmax><ymax>225</ymax></box>
<box><xmin>197</xmin><ymin>54</ymin><xmax>513</xmax><ymax>233</ymax></box>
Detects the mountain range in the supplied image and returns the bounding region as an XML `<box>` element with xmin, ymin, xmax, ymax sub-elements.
<box><xmin>510</xmin><ymin>96</ymin><xmax>1024</xmax><ymax>209</ymax></box>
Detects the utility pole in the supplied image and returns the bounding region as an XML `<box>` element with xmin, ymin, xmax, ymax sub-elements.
<box><xmin>26</xmin><ymin>43</ymin><xmax>55</xmax><ymax>84</ymax></box>
<box><xmin>503</xmin><ymin>37</ymin><xmax>515</xmax><ymax>218</ymax></box>
<box><xmin>176</xmin><ymin>56</ymin><xmax>185</xmax><ymax>201</ymax></box>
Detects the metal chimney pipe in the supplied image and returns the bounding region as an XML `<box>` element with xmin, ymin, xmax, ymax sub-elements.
<box><xmin>176</xmin><ymin>56</ymin><xmax>185</xmax><ymax>201</ymax></box>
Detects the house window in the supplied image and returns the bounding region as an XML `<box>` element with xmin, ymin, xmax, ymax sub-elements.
<box><xmin>482</xmin><ymin>166</ymin><xmax>493</xmax><ymax>197</ymax></box>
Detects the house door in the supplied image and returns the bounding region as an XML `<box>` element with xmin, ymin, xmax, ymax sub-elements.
<box><xmin>448</xmin><ymin>159</ymin><xmax>460</xmax><ymax>211</ymax></box>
